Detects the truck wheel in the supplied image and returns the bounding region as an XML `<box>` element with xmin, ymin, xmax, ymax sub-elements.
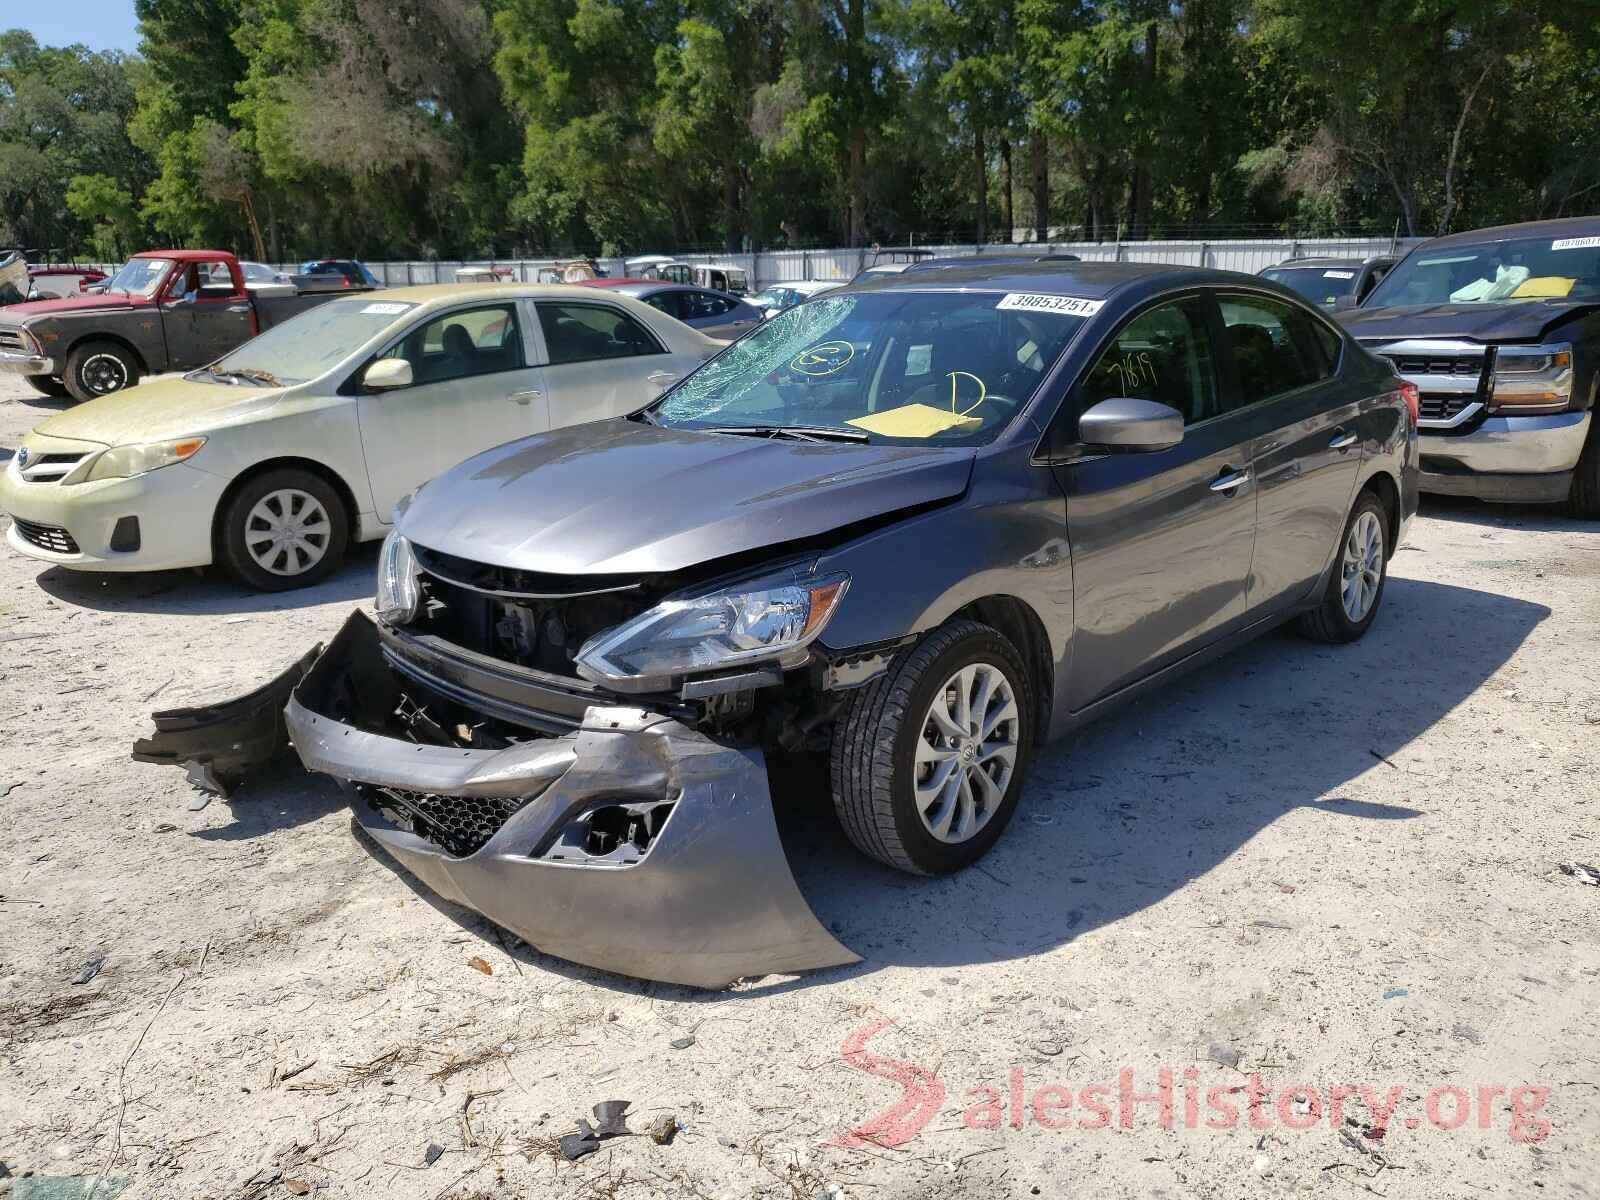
<box><xmin>1297</xmin><ymin>490</ymin><xmax>1389</xmax><ymax>644</ymax></box>
<box><xmin>829</xmin><ymin>619</ymin><xmax>1035</xmax><ymax>875</ymax></box>
<box><xmin>25</xmin><ymin>374</ymin><xmax>70</xmax><ymax>398</ymax></box>
<box><xmin>218</xmin><ymin>468</ymin><xmax>350</xmax><ymax>592</ymax></box>
<box><xmin>1569</xmin><ymin>419</ymin><xmax>1600</xmax><ymax>518</ymax></box>
<box><xmin>63</xmin><ymin>340</ymin><xmax>140</xmax><ymax>402</ymax></box>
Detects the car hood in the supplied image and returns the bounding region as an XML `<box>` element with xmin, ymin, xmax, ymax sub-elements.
<box><xmin>2</xmin><ymin>294</ymin><xmax>141</xmax><ymax>319</ymax></box>
<box><xmin>400</xmin><ymin>418</ymin><xmax>976</xmax><ymax>576</ymax></box>
<box><xmin>32</xmin><ymin>375</ymin><xmax>288</xmax><ymax>447</ymax></box>
<box><xmin>1339</xmin><ymin>300</ymin><xmax>1597</xmax><ymax>344</ymax></box>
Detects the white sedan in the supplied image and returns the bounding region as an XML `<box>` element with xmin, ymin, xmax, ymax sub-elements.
<box><xmin>0</xmin><ymin>284</ymin><xmax>721</xmax><ymax>590</ymax></box>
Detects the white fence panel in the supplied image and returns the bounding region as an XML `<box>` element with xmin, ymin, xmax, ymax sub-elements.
<box><xmin>275</xmin><ymin>236</ymin><xmax>1422</xmax><ymax>291</ymax></box>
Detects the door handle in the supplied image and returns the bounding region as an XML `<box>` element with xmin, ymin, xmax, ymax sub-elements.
<box><xmin>1209</xmin><ymin>468</ymin><xmax>1250</xmax><ymax>493</ymax></box>
<box><xmin>1329</xmin><ymin>429</ymin><xmax>1357</xmax><ymax>450</ymax></box>
<box><xmin>510</xmin><ymin>389</ymin><xmax>542</xmax><ymax>405</ymax></box>
<box><xmin>646</xmin><ymin>371</ymin><xmax>678</xmax><ymax>386</ymax></box>
<box><xmin>227</xmin><ymin>304</ymin><xmax>251</xmax><ymax>314</ymax></box>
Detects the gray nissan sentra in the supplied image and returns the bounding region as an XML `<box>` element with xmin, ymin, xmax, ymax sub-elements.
<box><xmin>136</xmin><ymin>262</ymin><xmax>1419</xmax><ymax>987</ymax></box>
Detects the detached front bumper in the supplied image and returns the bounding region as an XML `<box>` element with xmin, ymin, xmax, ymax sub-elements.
<box><xmin>134</xmin><ymin>610</ymin><xmax>858</xmax><ymax>989</ymax></box>
<box><xmin>1419</xmin><ymin>411</ymin><xmax>1591</xmax><ymax>503</ymax></box>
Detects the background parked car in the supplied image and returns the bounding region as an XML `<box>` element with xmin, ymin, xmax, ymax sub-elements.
<box><xmin>0</xmin><ymin>250</ymin><xmax>377</xmax><ymax>402</ymax></box>
<box><xmin>0</xmin><ymin>284</ymin><xmax>723</xmax><ymax>589</ymax></box>
<box><xmin>1259</xmin><ymin>255</ymin><xmax>1397</xmax><ymax>310</ymax></box>
<box><xmin>581</xmin><ymin>280</ymin><xmax>764</xmax><ymax>339</ymax></box>
<box><xmin>747</xmin><ymin>280</ymin><xmax>842</xmax><ymax>316</ymax></box>
<box><xmin>690</xmin><ymin>263</ymin><xmax>749</xmax><ymax>293</ymax></box>
<box><xmin>624</xmin><ymin>255</ymin><xmax>692</xmax><ymax>284</ymax></box>
<box><xmin>298</xmin><ymin>259</ymin><xmax>382</xmax><ymax>288</ymax></box>
<box><xmin>241</xmin><ymin>261</ymin><xmax>291</xmax><ymax>286</ymax></box>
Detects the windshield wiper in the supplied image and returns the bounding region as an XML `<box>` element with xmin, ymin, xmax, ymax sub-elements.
<box><xmin>700</xmin><ymin>424</ymin><xmax>869</xmax><ymax>444</ymax></box>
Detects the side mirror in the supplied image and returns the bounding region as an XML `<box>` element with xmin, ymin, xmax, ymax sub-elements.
<box><xmin>1333</xmin><ymin>294</ymin><xmax>1358</xmax><ymax>312</ymax></box>
<box><xmin>1077</xmin><ymin>397</ymin><xmax>1183</xmax><ymax>452</ymax></box>
<box><xmin>362</xmin><ymin>358</ymin><xmax>413</xmax><ymax>391</ymax></box>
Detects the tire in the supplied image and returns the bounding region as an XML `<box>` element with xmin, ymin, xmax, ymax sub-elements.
<box><xmin>1568</xmin><ymin>415</ymin><xmax>1600</xmax><ymax>518</ymax></box>
<box><xmin>1297</xmin><ymin>490</ymin><xmax>1390</xmax><ymax>644</ymax></box>
<box><xmin>829</xmin><ymin>619</ymin><xmax>1035</xmax><ymax>875</ymax></box>
<box><xmin>24</xmin><ymin>374</ymin><xmax>69</xmax><ymax>398</ymax></box>
<box><xmin>63</xmin><ymin>339</ymin><xmax>140</xmax><ymax>403</ymax></box>
<box><xmin>217</xmin><ymin>468</ymin><xmax>350</xmax><ymax>592</ymax></box>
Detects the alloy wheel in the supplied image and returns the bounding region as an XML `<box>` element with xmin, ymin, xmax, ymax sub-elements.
<box><xmin>1340</xmin><ymin>509</ymin><xmax>1384</xmax><ymax>622</ymax></box>
<box><xmin>245</xmin><ymin>488</ymin><xmax>332</xmax><ymax>577</ymax></box>
<box><xmin>913</xmin><ymin>661</ymin><xmax>1020</xmax><ymax>844</ymax></box>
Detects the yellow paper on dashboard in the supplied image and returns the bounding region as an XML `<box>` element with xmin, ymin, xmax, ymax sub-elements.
<box><xmin>847</xmin><ymin>403</ymin><xmax>983</xmax><ymax>438</ymax></box>
<box><xmin>1511</xmin><ymin>276</ymin><xmax>1575</xmax><ymax>299</ymax></box>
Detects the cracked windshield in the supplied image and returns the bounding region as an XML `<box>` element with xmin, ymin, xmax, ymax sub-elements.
<box><xmin>653</xmin><ymin>292</ymin><xmax>1087</xmax><ymax>443</ymax></box>
<box><xmin>1367</xmin><ymin>234</ymin><xmax>1600</xmax><ymax>307</ymax></box>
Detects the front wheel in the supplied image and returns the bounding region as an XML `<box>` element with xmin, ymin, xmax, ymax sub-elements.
<box><xmin>63</xmin><ymin>339</ymin><xmax>140</xmax><ymax>402</ymax></box>
<box><xmin>24</xmin><ymin>374</ymin><xmax>70</xmax><ymax>398</ymax></box>
<box><xmin>217</xmin><ymin>468</ymin><xmax>350</xmax><ymax>591</ymax></box>
<box><xmin>1569</xmin><ymin>417</ymin><xmax>1600</xmax><ymax>518</ymax></box>
<box><xmin>1297</xmin><ymin>491</ymin><xmax>1389</xmax><ymax>644</ymax></box>
<box><xmin>830</xmin><ymin>619</ymin><xmax>1035</xmax><ymax>875</ymax></box>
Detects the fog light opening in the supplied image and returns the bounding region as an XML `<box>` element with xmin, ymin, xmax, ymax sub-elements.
<box><xmin>541</xmin><ymin>799</ymin><xmax>677</xmax><ymax>866</ymax></box>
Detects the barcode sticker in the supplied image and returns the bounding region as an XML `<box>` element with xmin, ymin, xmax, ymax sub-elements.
<box><xmin>361</xmin><ymin>302</ymin><xmax>413</xmax><ymax>315</ymax></box>
<box><xmin>996</xmin><ymin>293</ymin><xmax>1104</xmax><ymax>317</ymax></box>
<box><xmin>1551</xmin><ymin>236</ymin><xmax>1600</xmax><ymax>251</ymax></box>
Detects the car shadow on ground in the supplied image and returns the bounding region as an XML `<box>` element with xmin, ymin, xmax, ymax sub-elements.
<box><xmin>263</xmin><ymin>576</ymin><xmax>1549</xmax><ymax>999</ymax></box>
<box><xmin>31</xmin><ymin>541</ymin><xmax>380</xmax><ymax>614</ymax></box>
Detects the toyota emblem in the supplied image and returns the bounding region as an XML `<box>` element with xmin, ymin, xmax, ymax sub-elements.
<box><xmin>14</xmin><ymin>447</ymin><xmax>28</xmax><ymax>468</ymax></box>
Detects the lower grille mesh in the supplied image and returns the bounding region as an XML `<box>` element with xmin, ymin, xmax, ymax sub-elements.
<box><xmin>12</xmin><ymin>518</ymin><xmax>79</xmax><ymax>554</ymax></box>
<box><xmin>366</xmin><ymin>785</ymin><xmax>531</xmax><ymax>857</ymax></box>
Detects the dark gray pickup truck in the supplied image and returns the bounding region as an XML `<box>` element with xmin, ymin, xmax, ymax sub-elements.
<box><xmin>0</xmin><ymin>249</ymin><xmax>372</xmax><ymax>402</ymax></box>
<box><xmin>1338</xmin><ymin>217</ymin><xmax>1600</xmax><ymax>515</ymax></box>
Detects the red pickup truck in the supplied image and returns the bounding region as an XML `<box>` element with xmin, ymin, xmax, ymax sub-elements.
<box><xmin>0</xmin><ymin>249</ymin><xmax>372</xmax><ymax>402</ymax></box>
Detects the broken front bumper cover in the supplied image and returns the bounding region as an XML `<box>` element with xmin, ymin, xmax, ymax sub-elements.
<box><xmin>132</xmin><ymin>610</ymin><xmax>858</xmax><ymax>989</ymax></box>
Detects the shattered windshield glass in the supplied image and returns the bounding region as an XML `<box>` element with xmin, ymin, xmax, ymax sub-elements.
<box><xmin>653</xmin><ymin>291</ymin><xmax>1087</xmax><ymax>444</ymax></box>
<box><xmin>1367</xmin><ymin>234</ymin><xmax>1600</xmax><ymax>307</ymax></box>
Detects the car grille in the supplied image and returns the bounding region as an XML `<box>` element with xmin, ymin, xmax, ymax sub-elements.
<box><xmin>1388</xmin><ymin>355</ymin><xmax>1483</xmax><ymax>378</ymax></box>
<box><xmin>0</xmin><ymin>329</ymin><xmax>30</xmax><ymax>354</ymax></box>
<box><xmin>15</xmin><ymin>451</ymin><xmax>89</xmax><ymax>483</ymax></box>
<box><xmin>12</xmin><ymin>518</ymin><xmax>79</xmax><ymax>554</ymax></box>
<box><xmin>1418</xmin><ymin>393</ymin><xmax>1476</xmax><ymax>422</ymax></box>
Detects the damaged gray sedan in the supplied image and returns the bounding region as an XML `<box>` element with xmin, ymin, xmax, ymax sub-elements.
<box><xmin>135</xmin><ymin>262</ymin><xmax>1419</xmax><ymax>987</ymax></box>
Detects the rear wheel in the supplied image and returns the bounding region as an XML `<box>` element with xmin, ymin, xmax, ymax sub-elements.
<box><xmin>24</xmin><ymin>374</ymin><xmax>69</xmax><ymax>398</ymax></box>
<box><xmin>829</xmin><ymin>619</ymin><xmax>1035</xmax><ymax>875</ymax></box>
<box><xmin>218</xmin><ymin>468</ymin><xmax>349</xmax><ymax>591</ymax></box>
<box><xmin>1297</xmin><ymin>490</ymin><xmax>1389</xmax><ymax>643</ymax></box>
<box><xmin>63</xmin><ymin>339</ymin><xmax>140</xmax><ymax>403</ymax></box>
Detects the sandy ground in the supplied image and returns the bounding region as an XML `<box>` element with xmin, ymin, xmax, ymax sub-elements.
<box><xmin>1</xmin><ymin>374</ymin><xmax>1597</xmax><ymax>1200</ymax></box>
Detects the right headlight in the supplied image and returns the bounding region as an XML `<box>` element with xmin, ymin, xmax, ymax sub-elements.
<box><xmin>375</xmin><ymin>531</ymin><xmax>419</xmax><ymax>624</ymax></box>
<box><xmin>573</xmin><ymin>571</ymin><xmax>849</xmax><ymax>688</ymax></box>
<box><xmin>1489</xmin><ymin>343</ymin><xmax>1573</xmax><ymax>414</ymax></box>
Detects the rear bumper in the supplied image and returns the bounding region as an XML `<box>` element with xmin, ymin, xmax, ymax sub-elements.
<box><xmin>1419</xmin><ymin>411</ymin><xmax>1590</xmax><ymax>503</ymax></box>
<box><xmin>0</xmin><ymin>347</ymin><xmax>53</xmax><ymax>375</ymax></box>
<box><xmin>134</xmin><ymin>610</ymin><xmax>858</xmax><ymax>989</ymax></box>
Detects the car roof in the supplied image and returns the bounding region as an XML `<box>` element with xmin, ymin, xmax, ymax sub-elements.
<box><xmin>134</xmin><ymin>249</ymin><xmax>230</xmax><ymax>262</ymax></box>
<box><xmin>1265</xmin><ymin>256</ymin><xmax>1381</xmax><ymax>269</ymax></box>
<box><xmin>1422</xmin><ymin>216</ymin><xmax>1600</xmax><ymax>250</ymax></box>
<box><xmin>845</xmin><ymin>259</ymin><xmax>1259</xmax><ymax>298</ymax></box>
<box><xmin>358</xmin><ymin>282</ymin><xmax>673</xmax><ymax>307</ymax></box>
<box><xmin>578</xmin><ymin>277</ymin><xmax>659</xmax><ymax>288</ymax></box>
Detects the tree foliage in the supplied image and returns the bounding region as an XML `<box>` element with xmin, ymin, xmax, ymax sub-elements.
<box><xmin>1</xmin><ymin>0</ymin><xmax>1596</xmax><ymax>259</ymax></box>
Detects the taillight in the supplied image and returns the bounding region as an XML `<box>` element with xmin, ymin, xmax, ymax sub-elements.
<box><xmin>1398</xmin><ymin>382</ymin><xmax>1419</xmax><ymax>426</ymax></box>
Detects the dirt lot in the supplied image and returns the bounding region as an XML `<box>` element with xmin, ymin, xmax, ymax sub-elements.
<box><xmin>1</xmin><ymin>374</ymin><xmax>1597</xmax><ymax>1200</ymax></box>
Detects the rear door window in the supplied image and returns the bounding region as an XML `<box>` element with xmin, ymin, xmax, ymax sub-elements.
<box><xmin>1217</xmin><ymin>295</ymin><xmax>1334</xmax><ymax>410</ymax></box>
<box><xmin>536</xmin><ymin>302</ymin><xmax>666</xmax><ymax>364</ymax></box>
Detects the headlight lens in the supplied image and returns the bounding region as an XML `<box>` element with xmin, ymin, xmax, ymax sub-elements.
<box><xmin>82</xmin><ymin>437</ymin><xmax>206</xmax><ymax>482</ymax></box>
<box><xmin>1489</xmin><ymin>343</ymin><xmax>1573</xmax><ymax>413</ymax></box>
<box><xmin>574</xmin><ymin>572</ymin><xmax>849</xmax><ymax>686</ymax></box>
<box><xmin>375</xmin><ymin>531</ymin><xmax>419</xmax><ymax>624</ymax></box>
